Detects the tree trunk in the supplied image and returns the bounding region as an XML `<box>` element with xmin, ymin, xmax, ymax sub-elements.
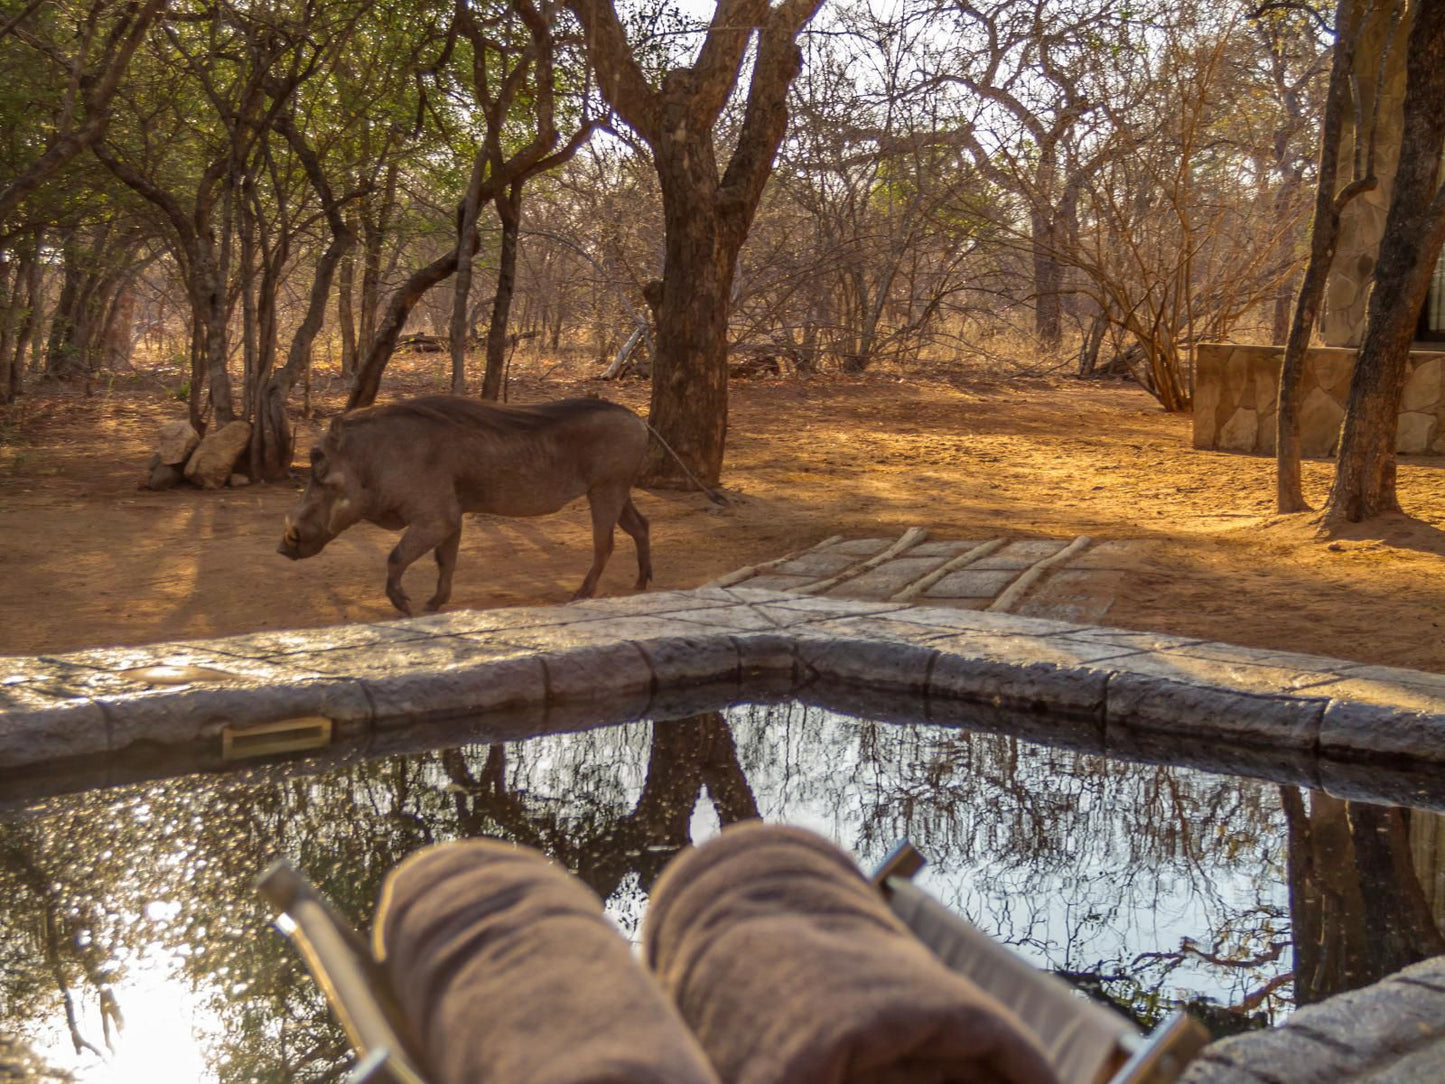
<box><xmin>251</xmin><ymin>117</ymin><xmax>355</xmax><ymax>478</ymax></box>
<box><xmin>348</xmin><ymin>250</ymin><xmax>461</xmax><ymax>409</ymax></box>
<box><xmin>1276</xmin><ymin>0</ymin><xmax>1370</xmax><ymax>515</ymax></box>
<box><xmin>10</xmin><ymin>228</ymin><xmax>45</xmax><ymax>401</ymax></box>
<box><xmin>1031</xmin><ymin>208</ymin><xmax>1063</xmax><ymax>349</ymax></box>
<box><xmin>1325</xmin><ymin>0</ymin><xmax>1445</xmax><ymax>525</ymax></box>
<box><xmin>1347</xmin><ymin>803</ymin><xmax>1445</xmax><ymax>978</ymax></box>
<box><xmin>450</xmin><ymin>151</ymin><xmax>490</xmax><ymax>396</ymax></box>
<box><xmin>337</xmin><ymin>229</ymin><xmax>357</xmax><ymax>377</ymax></box>
<box><xmin>240</xmin><ymin>206</ymin><xmax>259</xmax><ymax>419</ymax></box>
<box><xmin>481</xmin><ymin>182</ymin><xmax>524</xmax><ymax>401</ymax></box>
<box><xmin>1272</xmin><ymin>288</ymin><xmax>1293</xmax><ymax>345</ymax></box>
<box><xmin>357</xmin><ymin>162</ymin><xmax>399</xmax><ymax>369</ymax></box>
<box><xmin>0</xmin><ymin>255</ymin><xmax>16</xmax><ymax>402</ymax></box>
<box><xmin>1282</xmin><ymin>788</ymin><xmax>1375</xmax><ymax>1004</ymax></box>
<box><xmin>643</xmin><ymin>131</ymin><xmax>732</xmax><ymax>487</ymax></box>
<box><xmin>99</xmin><ymin>280</ymin><xmax>134</xmax><ymax>371</ymax></box>
<box><xmin>186</xmin><ymin>313</ymin><xmax>205</xmax><ymax>432</ymax></box>
<box><xmin>200</xmin><ymin>256</ymin><xmax>236</xmax><ymax>425</ymax></box>
<box><xmin>44</xmin><ymin>260</ymin><xmax>81</xmax><ymax>378</ymax></box>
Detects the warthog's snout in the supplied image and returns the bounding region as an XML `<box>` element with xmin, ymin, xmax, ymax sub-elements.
<box><xmin>277</xmin><ymin>520</ymin><xmax>312</xmax><ymax>560</ymax></box>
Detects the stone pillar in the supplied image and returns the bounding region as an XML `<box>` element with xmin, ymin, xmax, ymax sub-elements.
<box><xmin>1322</xmin><ymin>0</ymin><xmax>1413</xmax><ymax>347</ymax></box>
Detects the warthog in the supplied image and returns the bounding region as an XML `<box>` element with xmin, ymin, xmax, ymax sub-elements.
<box><xmin>278</xmin><ymin>396</ymin><xmax>651</xmax><ymax>615</ymax></box>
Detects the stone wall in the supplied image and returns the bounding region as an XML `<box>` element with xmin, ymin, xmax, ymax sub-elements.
<box><xmin>1321</xmin><ymin>2</ymin><xmax>1412</xmax><ymax>347</ymax></box>
<box><xmin>1193</xmin><ymin>343</ymin><xmax>1445</xmax><ymax>457</ymax></box>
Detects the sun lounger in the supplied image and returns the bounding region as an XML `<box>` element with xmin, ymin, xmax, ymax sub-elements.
<box><xmin>257</xmin><ymin>839</ymin><xmax>1209</xmax><ymax>1084</ymax></box>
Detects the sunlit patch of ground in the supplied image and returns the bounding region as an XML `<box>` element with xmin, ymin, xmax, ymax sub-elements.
<box><xmin>1</xmin><ymin>352</ymin><xmax>1442</xmax><ymax>672</ymax></box>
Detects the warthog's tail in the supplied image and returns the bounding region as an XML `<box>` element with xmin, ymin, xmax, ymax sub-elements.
<box><xmin>641</xmin><ymin>421</ymin><xmax>730</xmax><ymax>506</ymax></box>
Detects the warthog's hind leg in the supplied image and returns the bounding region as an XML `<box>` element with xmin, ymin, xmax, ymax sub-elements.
<box><xmin>575</xmin><ymin>486</ymin><xmax>629</xmax><ymax>599</ymax></box>
<box><xmin>386</xmin><ymin>519</ymin><xmax>458</xmax><ymax>616</ymax></box>
<box><xmin>618</xmin><ymin>497</ymin><xmax>651</xmax><ymax>590</ymax></box>
<box><xmin>425</xmin><ymin>527</ymin><xmax>463</xmax><ymax>613</ymax></box>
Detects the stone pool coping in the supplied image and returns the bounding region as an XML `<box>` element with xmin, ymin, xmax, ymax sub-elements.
<box><xmin>2</xmin><ymin>587</ymin><xmax>1444</xmax><ymax>807</ymax></box>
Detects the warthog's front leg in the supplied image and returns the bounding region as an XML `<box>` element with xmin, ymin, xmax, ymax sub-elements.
<box><xmin>618</xmin><ymin>498</ymin><xmax>651</xmax><ymax>590</ymax></box>
<box><xmin>425</xmin><ymin>527</ymin><xmax>462</xmax><ymax>613</ymax></box>
<box><xmin>386</xmin><ymin>519</ymin><xmax>458</xmax><ymax>616</ymax></box>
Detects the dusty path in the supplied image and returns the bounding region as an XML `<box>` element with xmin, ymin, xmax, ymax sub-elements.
<box><xmin>2</xmin><ymin>358</ymin><xmax>1442</xmax><ymax>671</ymax></box>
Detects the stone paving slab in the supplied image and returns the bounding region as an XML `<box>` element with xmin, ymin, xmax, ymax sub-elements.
<box><xmin>828</xmin><ymin>538</ymin><xmax>894</xmax><ymax>556</ymax></box>
<box><xmin>907</xmin><ymin>539</ymin><xmax>990</xmax><ymax>558</ymax></box>
<box><xmin>711</xmin><ymin>528</ymin><xmax>1130</xmax><ymax>620</ymax></box>
<box><xmin>824</xmin><ymin>555</ymin><xmax>953</xmax><ymax>598</ymax></box>
<box><xmin>924</xmin><ymin>568</ymin><xmax>1021</xmax><ymax>599</ymax></box>
<box><xmin>1180</xmin><ymin>957</ymin><xmax>1445</xmax><ymax>1084</ymax></box>
<box><xmin>967</xmin><ymin>538</ymin><xmax>1069</xmax><ymax>569</ymax></box>
<box><xmin>1015</xmin><ymin>568</ymin><xmax>1124</xmax><ymax>623</ymax></box>
<box><xmin>3</xmin><ymin>586</ymin><xmax>1443</xmax><ymax>796</ymax></box>
<box><xmin>768</xmin><ymin>550</ymin><xmax>860</xmax><ymax>577</ymax></box>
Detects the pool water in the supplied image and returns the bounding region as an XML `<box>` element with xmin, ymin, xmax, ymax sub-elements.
<box><xmin>3</xmin><ymin>702</ymin><xmax>1440</xmax><ymax>1082</ymax></box>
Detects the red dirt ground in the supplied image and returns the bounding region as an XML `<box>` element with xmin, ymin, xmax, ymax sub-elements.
<box><xmin>2</xmin><ymin>353</ymin><xmax>1443</xmax><ymax>673</ymax></box>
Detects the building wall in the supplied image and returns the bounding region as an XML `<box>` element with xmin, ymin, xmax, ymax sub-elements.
<box><xmin>1193</xmin><ymin>342</ymin><xmax>1445</xmax><ymax>456</ymax></box>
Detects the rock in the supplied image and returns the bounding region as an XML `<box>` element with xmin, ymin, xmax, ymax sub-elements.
<box><xmin>184</xmin><ymin>421</ymin><xmax>252</xmax><ymax>490</ymax></box>
<box><xmin>229</xmin><ymin>473</ymin><xmax>252</xmax><ymax>488</ymax></box>
<box><xmin>156</xmin><ymin>420</ymin><xmax>200</xmax><ymax>466</ymax></box>
<box><xmin>1396</xmin><ymin>411</ymin><xmax>1435</xmax><ymax>455</ymax></box>
<box><xmin>1299</xmin><ymin>388</ymin><xmax>1345</xmax><ymax>457</ymax></box>
<box><xmin>145</xmin><ymin>461</ymin><xmax>184</xmax><ymax>491</ymax></box>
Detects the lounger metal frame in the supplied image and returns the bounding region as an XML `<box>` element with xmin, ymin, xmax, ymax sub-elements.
<box><xmin>871</xmin><ymin>841</ymin><xmax>1210</xmax><ymax>1084</ymax></box>
<box><xmin>259</xmin><ymin>841</ymin><xmax>1210</xmax><ymax>1084</ymax></box>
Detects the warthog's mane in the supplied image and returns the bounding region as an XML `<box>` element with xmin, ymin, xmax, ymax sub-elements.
<box><xmin>340</xmin><ymin>396</ymin><xmax>628</xmax><ymax>439</ymax></box>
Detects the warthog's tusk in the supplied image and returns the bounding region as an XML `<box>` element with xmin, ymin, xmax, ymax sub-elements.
<box><xmin>283</xmin><ymin>524</ymin><xmax>300</xmax><ymax>546</ymax></box>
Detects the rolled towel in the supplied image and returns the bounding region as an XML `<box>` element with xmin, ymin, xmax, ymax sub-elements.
<box><xmin>644</xmin><ymin>823</ymin><xmax>1060</xmax><ymax>1084</ymax></box>
<box><xmin>374</xmin><ymin>839</ymin><xmax>720</xmax><ymax>1084</ymax></box>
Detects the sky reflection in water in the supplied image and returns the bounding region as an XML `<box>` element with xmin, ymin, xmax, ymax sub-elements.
<box><xmin>2</xmin><ymin>701</ymin><xmax>1434</xmax><ymax>1082</ymax></box>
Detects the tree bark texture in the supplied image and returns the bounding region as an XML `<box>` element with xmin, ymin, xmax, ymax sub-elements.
<box><xmin>252</xmin><ymin>118</ymin><xmax>355</xmax><ymax>479</ymax></box>
<box><xmin>347</xmin><ymin>250</ymin><xmax>462</xmax><ymax>409</ymax></box>
<box><xmin>1347</xmin><ymin>802</ymin><xmax>1445</xmax><ymax>977</ymax></box>
<box><xmin>1282</xmin><ymin>788</ymin><xmax>1375</xmax><ymax>1005</ymax></box>
<box><xmin>8</xmin><ymin>228</ymin><xmax>45</xmax><ymax>401</ymax></box>
<box><xmin>450</xmin><ymin>149</ymin><xmax>490</xmax><ymax>395</ymax></box>
<box><xmin>1276</xmin><ymin>0</ymin><xmax>1371</xmax><ymax>515</ymax></box>
<box><xmin>1325</xmin><ymin>0</ymin><xmax>1445</xmax><ymax>524</ymax></box>
<box><xmin>482</xmin><ymin>183</ymin><xmax>525</xmax><ymax>401</ymax></box>
<box><xmin>337</xmin><ymin>228</ymin><xmax>357</xmax><ymax>377</ymax></box>
<box><xmin>1030</xmin><ymin>208</ymin><xmax>1063</xmax><ymax>349</ymax></box>
<box><xmin>0</xmin><ymin>255</ymin><xmax>16</xmax><ymax>403</ymax></box>
<box><xmin>567</xmin><ymin>0</ymin><xmax>824</xmax><ymax>488</ymax></box>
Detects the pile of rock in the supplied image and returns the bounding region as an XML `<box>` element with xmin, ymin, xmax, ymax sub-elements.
<box><xmin>144</xmin><ymin>419</ymin><xmax>254</xmax><ymax>490</ymax></box>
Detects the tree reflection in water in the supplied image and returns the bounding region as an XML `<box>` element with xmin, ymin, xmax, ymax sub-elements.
<box><xmin>0</xmin><ymin>703</ymin><xmax>1439</xmax><ymax>1081</ymax></box>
